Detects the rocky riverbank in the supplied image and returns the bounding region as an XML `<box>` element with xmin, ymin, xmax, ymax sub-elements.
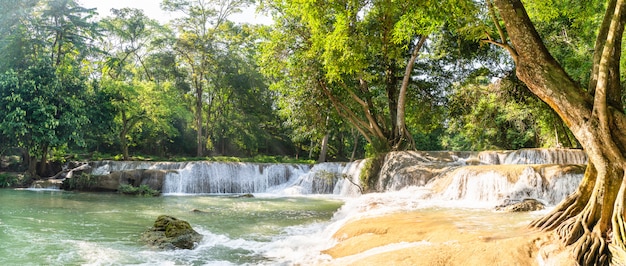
<box><xmin>321</xmin><ymin>210</ymin><xmax>574</xmax><ymax>266</ymax></box>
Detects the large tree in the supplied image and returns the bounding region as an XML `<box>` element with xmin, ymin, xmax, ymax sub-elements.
<box><xmin>261</xmin><ymin>0</ymin><xmax>476</xmax><ymax>153</ymax></box>
<box><xmin>97</xmin><ymin>8</ymin><xmax>185</xmax><ymax>160</ymax></box>
<box><xmin>0</xmin><ymin>0</ymin><xmax>95</xmax><ymax>176</ymax></box>
<box><xmin>162</xmin><ymin>0</ymin><xmax>252</xmax><ymax>157</ymax></box>
<box><xmin>487</xmin><ymin>0</ymin><xmax>626</xmax><ymax>264</ymax></box>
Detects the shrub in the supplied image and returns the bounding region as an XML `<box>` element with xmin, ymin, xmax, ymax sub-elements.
<box><xmin>118</xmin><ymin>184</ymin><xmax>160</xmax><ymax>197</ymax></box>
<box><xmin>65</xmin><ymin>173</ymin><xmax>97</xmax><ymax>190</ymax></box>
<box><xmin>359</xmin><ymin>154</ymin><xmax>385</xmax><ymax>193</ymax></box>
<box><xmin>0</xmin><ymin>173</ymin><xmax>19</xmax><ymax>188</ymax></box>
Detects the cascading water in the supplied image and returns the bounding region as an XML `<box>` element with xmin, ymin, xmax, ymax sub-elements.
<box><xmin>372</xmin><ymin>148</ymin><xmax>587</xmax><ymax>205</ymax></box>
<box><xmin>433</xmin><ymin>165</ymin><xmax>584</xmax><ymax>205</ymax></box>
<box><xmin>501</xmin><ymin>148</ymin><xmax>587</xmax><ymax>165</ymax></box>
<box><xmin>13</xmin><ymin>148</ymin><xmax>590</xmax><ymax>265</ymax></box>
<box><xmin>82</xmin><ymin>148</ymin><xmax>586</xmax><ymax>202</ymax></box>
<box><xmin>162</xmin><ymin>162</ymin><xmax>310</xmax><ymax>194</ymax></box>
<box><xmin>86</xmin><ymin>160</ymin><xmax>365</xmax><ymax>196</ymax></box>
<box><xmin>278</xmin><ymin>163</ymin><xmax>346</xmax><ymax>195</ymax></box>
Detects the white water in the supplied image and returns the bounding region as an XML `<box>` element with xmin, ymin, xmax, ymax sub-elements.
<box><xmin>85</xmin><ymin>148</ymin><xmax>586</xmax><ymax>201</ymax></box>
<box><xmin>51</xmin><ymin>148</ymin><xmax>587</xmax><ymax>264</ymax></box>
<box><xmin>89</xmin><ymin>160</ymin><xmax>366</xmax><ymax>196</ymax></box>
<box><xmin>434</xmin><ymin>166</ymin><xmax>583</xmax><ymax>205</ymax></box>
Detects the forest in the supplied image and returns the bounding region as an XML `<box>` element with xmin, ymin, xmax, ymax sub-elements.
<box><xmin>0</xmin><ymin>0</ymin><xmax>584</xmax><ymax>175</ymax></box>
<box><xmin>3</xmin><ymin>0</ymin><xmax>626</xmax><ymax>264</ymax></box>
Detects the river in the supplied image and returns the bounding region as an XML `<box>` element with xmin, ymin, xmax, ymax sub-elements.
<box><xmin>0</xmin><ymin>148</ymin><xmax>588</xmax><ymax>265</ymax></box>
<box><xmin>0</xmin><ymin>189</ymin><xmax>343</xmax><ymax>265</ymax></box>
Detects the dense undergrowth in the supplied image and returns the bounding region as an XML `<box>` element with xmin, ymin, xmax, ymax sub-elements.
<box><xmin>65</xmin><ymin>152</ymin><xmax>317</xmax><ymax>164</ymax></box>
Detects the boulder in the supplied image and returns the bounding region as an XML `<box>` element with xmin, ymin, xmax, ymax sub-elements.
<box><xmin>141</xmin><ymin>215</ymin><xmax>203</xmax><ymax>250</ymax></box>
<box><xmin>495</xmin><ymin>198</ymin><xmax>545</xmax><ymax>212</ymax></box>
<box><xmin>51</xmin><ymin>163</ymin><xmax>91</xmax><ymax>179</ymax></box>
<box><xmin>374</xmin><ymin>151</ymin><xmax>466</xmax><ymax>192</ymax></box>
<box><xmin>31</xmin><ymin>179</ymin><xmax>63</xmax><ymax>189</ymax></box>
<box><xmin>62</xmin><ymin>169</ymin><xmax>168</xmax><ymax>192</ymax></box>
<box><xmin>138</xmin><ymin>169</ymin><xmax>166</xmax><ymax>190</ymax></box>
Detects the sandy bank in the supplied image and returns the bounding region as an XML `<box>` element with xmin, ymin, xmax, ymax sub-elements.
<box><xmin>322</xmin><ymin>210</ymin><xmax>575</xmax><ymax>266</ymax></box>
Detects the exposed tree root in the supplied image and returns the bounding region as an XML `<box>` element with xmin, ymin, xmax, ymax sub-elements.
<box><xmin>527</xmin><ymin>161</ymin><xmax>626</xmax><ymax>265</ymax></box>
<box><xmin>530</xmin><ymin>163</ymin><xmax>598</xmax><ymax>232</ymax></box>
<box><xmin>572</xmin><ymin>231</ymin><xmax>611</xmax><ymax>266</ymax></box>
<box><xmin>530</xmin><ymin>193</ymin><xmax>584</xmax><ymax>231</ymax></box>
<box><xmin>610</xmin><ymin>244</ymin><xmax>626</xmax><ymax>266</ymax></box>
<box><xmin>556</xmin><ymin>217</ymin><xmax>585</xmax><ymax>246</ymax></box>
<box><xmin>613</xmin><ymin>180</ymin><xmax>626</xmax><ymax>250</ymax></box>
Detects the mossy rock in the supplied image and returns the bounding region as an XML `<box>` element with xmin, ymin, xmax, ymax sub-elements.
<box><xmin>141</xmin><ymin>215</ymin><xmax>202</xmax><ymax>250</ymax></box>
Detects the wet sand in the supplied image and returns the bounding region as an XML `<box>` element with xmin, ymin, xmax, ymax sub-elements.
<box><xmin>322</xmin><ymin>210</ymin><xmax>575</xmax><ymax>266</ymax></box>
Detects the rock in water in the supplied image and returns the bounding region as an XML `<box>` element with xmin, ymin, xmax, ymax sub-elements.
<box><xmin>495</xmin><ymin>198</ymin><xmax>545</xmax><ymax>212</ymax></box>
<box><xmin>141</xmin><ymin>215</ymin><xmax>203</xmax><ymax>249</ymax></box>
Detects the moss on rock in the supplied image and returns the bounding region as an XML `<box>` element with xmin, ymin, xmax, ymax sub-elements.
<box><xmin>141</xmin><ymin>215</ymin><xmax>202</xmax><ymax>250</ymax></box>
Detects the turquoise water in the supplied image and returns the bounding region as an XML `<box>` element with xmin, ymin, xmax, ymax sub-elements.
<box><xmin>0</xmin><ymin>189</ymin><xmax>343</xmax><ymax>265</ymax></box>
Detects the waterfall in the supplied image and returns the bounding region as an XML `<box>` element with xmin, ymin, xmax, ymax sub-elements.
<box><xmin>432</xmin><ymin>165</ymin><xmax>584</xmax><ymax>205</ymax></box>
<box><xmin>334</xmin><ymin>160</ymin><xmax>366</xmax><ymax>197</ymax></box>
<box><xmin>162</xmin><ymin>162</ymin><xmax>310</xmax><ymax>194</ymax></box>
<box><xmin>160</xmin><ymin>161</ymin><xmax>366</xmax><ymax>195</ymax></box>
<box><xmin>376</xmin><ymin>148</ymin><xmax>587</xmax><ymax>205</ymax></box>
<box><xmin>501</xmin><ymin>148</ymin><xmax>587</xmax><ymax>165</ymax></box>
<box><xmin>81</xmin><ymin>148</ymin><xmax>586</xmax><ymax>203</ymax></box>
<box><xmin>461</xmin><ymin>148</ymin><xmax>587</xmax><ymax>165</ymax></box>
<box><xmin>278</xmin><ymin>163</ymin><xmax>346</xmax><ymax>195</ymax></box>
<box><xmin>85</xmin><ymin>160</ymin><xmax>364</xmax><ymax>196</ymax></box>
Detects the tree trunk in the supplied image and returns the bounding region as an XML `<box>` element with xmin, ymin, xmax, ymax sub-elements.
<box><xmin>120</xmin><ymin>110</ymin><xmax>130</xmax><ymax>161</ymax></box>
<box><xmin>395</xmin><ymin>35</ymin><xmax>427</xmax><ymax>150</ymax></box>
<box><xmin>492</xmin><ymin>0</ymin><xmax>626</xmax><ymax>264</ymax></box>
<box><xmin>309</xmin><ymin>139</ymin><xmax>315</xmax><ymax>159</ymax></box>
<box><xmin>28</xmin><ymin>155</ymin><xmax>37</xmax><ymax>178</ymax></box>
<box><xmin>38</xmin><ymin>143</ymin><xmax>49</xmax><ymax>176</ymax></box>
<box><xmin>318</xmin><ymin>133</ymin><xmax>329</xmax><ymax>163</ymax></box>
<box><xmin>25</xmin><ymin>148</ymin><xmax>37</xmax><ymax>178</ymax></box>
<box><xmin>196</xmin><ymin>86</ymin><xmax>203</xmax><ymax>157</ymax></box>
<box><xmin>350</xmin><ymin>128</ymin><xmax>359</xmax><ymax>162</ymax></box>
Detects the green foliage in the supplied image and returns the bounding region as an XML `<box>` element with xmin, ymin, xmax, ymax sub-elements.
<box><xmin>118</xmin><ymin>184</ymin><xmax>160</xmax><ymax>197</ymax></box>
<box><xmin>64</xmin><ymin>173</ymin><xmax>97</xmax><ymax>190</ymax></box>
<box><xmin>359</xmin><ymin>154</ymin><xmax>385</xmax><ymax>193</ymax></box>
<box><xmin>0</xmin><ymin>173</ymin><xmax>20</xmax><ymax>188</ymax></box>
<box><xmin>260</xmin><ymin>0</ymin><xmax>486</xmax><ymax>154</ymax></box>
<box><xmin>523</xmin><ymin>0</ymin><xmax>602</xmax><ymax>86</ymax></box>
<box><xmin>442</xmin><ymin>71</ymin><xmax>574</xmax><ymax>150</ymax></box>
<box><xmin>316</xmin><ymin>170</ymin><xmax>340</xmax><ymax>182</ymax></box>
<box><xmin>0</xmin><ymin>0</ymin><xmax>97</xmax><ymax>175</ymax></box>
<box><xmin>0</xmin><ymin>61</ymin><xmax>88</xmax><ymax>161</ymax></box>
<box><xmin>0</xmin><ymin>0</ymin><xmax>601</xmax><ymax>164</ymax></box>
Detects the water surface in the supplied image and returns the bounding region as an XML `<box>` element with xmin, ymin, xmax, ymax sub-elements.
<box><xmin>0</xmin><ymin>189</ymin><xmax>343</xmax><ymax>265</ymax></box>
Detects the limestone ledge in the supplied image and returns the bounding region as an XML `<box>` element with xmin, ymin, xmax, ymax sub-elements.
<box><xmin>322</xmin><ymin>211</ymin><xmax>575</xmax><ymax>266</ymax></box>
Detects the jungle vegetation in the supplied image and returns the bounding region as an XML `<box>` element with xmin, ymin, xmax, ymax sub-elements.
<box><xmin>0</xmin><ymin>0</ymin><xmax>583</xmax><ymax>169</ymax></box>
<box><xmin>3</xmin><ymin>0</ymin><xmax>626</xmax><ymax>263</ymax></box>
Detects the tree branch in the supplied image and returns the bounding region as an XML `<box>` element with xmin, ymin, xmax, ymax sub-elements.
<box><xmin>484</xmin><ymin>0</ymin><xmax>518</xmax><ymax>63</ymax></box>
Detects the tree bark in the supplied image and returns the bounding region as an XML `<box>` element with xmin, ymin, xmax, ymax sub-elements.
<box><xmin>120</xmin><ymin>110</ymin><xmax>130</xmax><ymax>161</ymax></box>
<box><xmin>38</xmin><ymin>143</ymin><xmax>49</xmax><ymax>176</ymax></box>
<box><xmin>318</xmin><ymin>133</ymin><xmax>329</xmax><ymax>163</ymax></box>
<box><xmin>350</xmin><ymin>128</ymin><xmax>359</xmax><ymax>162</ymax></box>
<box><xmin>28</xmin><ymin>154</ymin><xmax>37</xmax><ymax>178</ymax></box>
<box><xmin>196</xmin><ymin>84</ymin><xmax>203</xmax><ymax>157</ymax></box>
<box><xmin>492</xmin><ymin>0</ymin><xmax>626</xmax><ymax>264</ymax></box>
<box><xmin>395</xmin><ymin>35</ymin><xmax>427</xmax><ymax>150</ymax></box>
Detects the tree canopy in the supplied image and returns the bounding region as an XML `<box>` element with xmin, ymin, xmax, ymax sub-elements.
<box><xmin>3</xmin><ymin>0</ymin><xmax>626</xmax><ymax>262</ymax></box>
<box><xmin>0</xmin><ymin>0</ymin><xmax>612</xmax><ymax>172</ymax></box>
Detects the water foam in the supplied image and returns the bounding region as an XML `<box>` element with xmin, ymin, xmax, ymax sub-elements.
<box><xmin>71</xmin><ymin>149</ymin><xmax>589</xmax><ymax>264</ymax></box>
<box><xmin>329</xmin><ymin>241</ymin><xmax>432</xmax><ymax>265</ymax></box>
